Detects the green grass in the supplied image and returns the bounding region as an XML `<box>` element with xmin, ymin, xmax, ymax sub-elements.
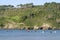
<box><xmin>0</xmin><ymin>2</ymin><xmax>60</xmax><ymax>29</ymax></box>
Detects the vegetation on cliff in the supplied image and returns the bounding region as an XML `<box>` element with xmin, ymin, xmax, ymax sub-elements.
<box><xmin>0</xmin><ymin>2</ymin><xmax>60</xmax><ymax>30</ymax></box>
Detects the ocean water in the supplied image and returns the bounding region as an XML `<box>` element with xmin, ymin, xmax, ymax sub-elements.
<box><xmin>0</xmin><ymin>30</ymin><xmax>60</xmax><ymax>40</ymax></box>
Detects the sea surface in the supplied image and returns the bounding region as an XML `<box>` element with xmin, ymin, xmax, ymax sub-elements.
<box><xmin>0</xmin><ymin>30</ymin><xmax>60</xmax><ymax>40</ymax></box>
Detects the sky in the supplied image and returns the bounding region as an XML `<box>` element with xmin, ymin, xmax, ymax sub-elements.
<box><xmin>0</xmin><ymin>0</ymin><xmax>60</xmax><ymax>6</ymax></box>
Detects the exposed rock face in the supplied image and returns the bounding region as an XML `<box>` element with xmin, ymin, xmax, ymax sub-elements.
<box><xmin>34</xmin><ymin>25</ymin><xmax>39</xmax><ymax>30</ymax></box>
<box><xmin>0</xmin><ymin>22</ymin><xmax>54</xmax><ymax>30</ymax></box>
<box><xmin>4</xmin><ymin>22</ymin><xmax>17</xmax><ymax>29</ymax></box>
<box><xmin>4</xmin><ymin>23</ymin><xmax>26</xmax><ymax>29</ymax></box>
<box><xmin>41</xmin><ymin>23</ymin><xmax>52</xmax><ymax>30</ymax></box>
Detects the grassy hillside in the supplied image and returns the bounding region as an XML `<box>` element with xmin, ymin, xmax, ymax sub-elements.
<box><xmin>0</xmin><ymin>2</ymin><xmax>60</xmax><ymax>30</ymax></box>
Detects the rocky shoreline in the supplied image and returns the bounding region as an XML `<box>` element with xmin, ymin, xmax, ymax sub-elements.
<box><xmin>0</xmin><ymin>22</ymin><xmax>60</xmax><ymax>30</ymax></box>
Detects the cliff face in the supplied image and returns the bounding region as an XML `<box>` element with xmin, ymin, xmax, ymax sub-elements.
<box><xmin>0</xmin><ymin>22</ymin><xmax>53</xmax><ymax>30</ymax></box>
<box><xmin>0</xmin><ymin>2</ymin><xmax>60</xmax><ymax>30</ymax></box>
<box><xmin>2</xmin><ymin>22</ymin><xmax>17</xmax><ymax>29</ymax></box>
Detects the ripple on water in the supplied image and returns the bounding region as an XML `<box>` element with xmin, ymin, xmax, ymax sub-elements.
<box><xmin>0</xmin><ymin>30</ymin><xmax>60</xmax><ymax>40</ymax></box>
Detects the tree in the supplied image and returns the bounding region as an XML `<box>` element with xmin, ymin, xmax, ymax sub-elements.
<box><xmin>8</xmin><ymin>5</ymin><xmax>14</xmax><ymax>7</ymax></box>
<box><xmin>44</xmin><ymin>2</ymin><xmax>50</xmax><ymax>7</ymax></box>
